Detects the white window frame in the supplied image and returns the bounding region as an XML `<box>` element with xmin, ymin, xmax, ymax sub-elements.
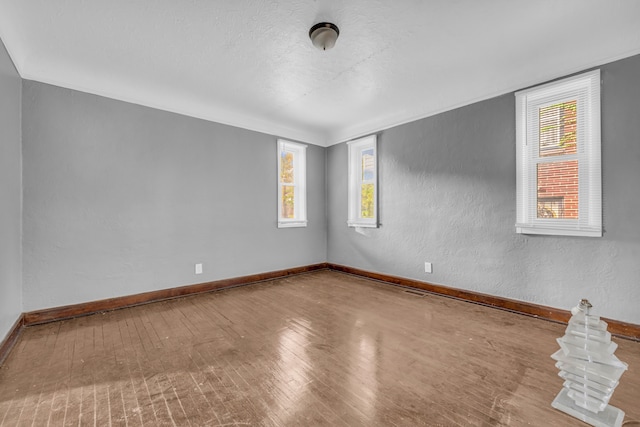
<box><xmin>347</xmin><ymin>135</ymin><xmax>378</xmax><ymax>228</ymax></box>
<box><xmin>515</xmin><ymin>70</ymin><xmax>601</xmax><ymax>237</ymax></box>
<box><xmin>277</xmin><ymin>139</ymin><xmax>307</xmax><ymax>228</ymax></box>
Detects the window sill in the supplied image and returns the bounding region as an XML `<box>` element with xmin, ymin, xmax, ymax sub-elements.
<box><xmin>278</xmin><ymin>220</ymin><xmax>308</xmax><ymax>229</ymax></box>
<box><xmin>347</xmin><ymin>221</ymin><xmax>378</xmax><ymax>228</ymax></box>
<box><xmin>515</xmin><ymin>224</ymin><xmax>601</xmax><ymax>237</ymax></box>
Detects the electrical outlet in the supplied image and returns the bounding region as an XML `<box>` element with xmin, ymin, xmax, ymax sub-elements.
<box><xmin>424</xmin><ymin>262</ymin><xmax>432</xmax><ymax>274</ymax></box>
<box><xmin>195</xmin><ymin>263</ymin><xmax>203</xmax><ymax>274</ymax></box>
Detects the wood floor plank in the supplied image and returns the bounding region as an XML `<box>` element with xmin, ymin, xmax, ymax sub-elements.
<box><xmin>2</xmin><ymin>270</ymin><xmax>640</xmax><ymax>426</ymax></box>
<box><xmin>81</xmin><ymin>384</ymin><xmax>98</xmax><ymax>427</ymax></box>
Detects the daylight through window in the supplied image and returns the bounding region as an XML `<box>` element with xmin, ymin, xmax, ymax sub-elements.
<box><xmin>348</xmin><ymin>135</ymin><xmax>378</xmax><ymax>228</ymax></box>
<box><xmin>515</xmin><ymin>70</ymin><xmax>601</xmax><ymax>237</ymax></box>
<box><xmin>277</xmin><ymin>140</ymin><xmax>307</xmax><ymax>228</ymax></box>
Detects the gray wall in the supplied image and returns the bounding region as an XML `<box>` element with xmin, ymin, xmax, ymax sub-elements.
<box><xmin>22</xmin><ymin>82</ymin><xmax>326</xmax><ymax>311</ymax></box>
<box><xmin>0</xmin><ymin>38</ymin><xmax>22</xmax><ymax>339</ymax></box>
<box><xmin>328</xmin><ymin>54</ymin><xmax>640</xmax><ymax>325</ymax></box>
<box><xmin>9</xmin><ymin>50</ymin><xmax>640</xmax><ymax>328</ymax></box>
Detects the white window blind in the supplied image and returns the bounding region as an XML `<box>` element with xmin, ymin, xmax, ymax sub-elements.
<box><xmin>515</xmin><ymin>70</ymin><xmax>601</xmax><ymax>237</ymax></box>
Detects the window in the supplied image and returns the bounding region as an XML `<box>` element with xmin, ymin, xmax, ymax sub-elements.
<box><xmin>348</xmin><ymin>135</ymin><xmax>378</xmax><ymax>228</ymax></box>
<box><xmin>277</xmin><ymin>139</ymin><xmax>307</xmax><ymax>228</ymax></box>
<box><xmin>515</xmin><ymin>70</ymin><xmax>601</xmax><ymax>237</ymax></box>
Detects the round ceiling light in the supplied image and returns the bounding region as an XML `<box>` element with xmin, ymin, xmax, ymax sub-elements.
<box><xmin>309</xmin><ymin>22</ymin><xmax>340</xmax><ymax>51</ymax></box>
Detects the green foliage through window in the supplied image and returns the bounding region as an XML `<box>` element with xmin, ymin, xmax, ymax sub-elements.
<box><xmin>361</xmin><ymin>184</ymin><xmax>374</xmax><ymax>218</ymax></box>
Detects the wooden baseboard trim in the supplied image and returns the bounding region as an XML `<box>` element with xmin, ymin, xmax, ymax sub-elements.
<box><xmin>327</xmin><ymin>263</ymin><xmax>640</xmax><ymax>341</ymax></box>
<box><xmin>24</xmin><ymin>263</ymin><xmax>329</xmax><ymax>326</ymax></box>
<box><xmin>0</xmin><ymin>314</ymin><xmax>24</xmax><ymax>365</ymax></box>
<box><xmin>19</xmin><ymin>262</ymin><xmax>640</xmax><ymax>341</ymax></box>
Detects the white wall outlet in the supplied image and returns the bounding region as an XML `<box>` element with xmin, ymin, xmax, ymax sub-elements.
<box><xmin>424</xmin><ymin>262</ymin><xmax>432</xmax><ymax>274</ymax></box>
<box><xmin>195</xmin><ymin>263</ymin><xmax>203</xmax><ymax>274</ymax></box>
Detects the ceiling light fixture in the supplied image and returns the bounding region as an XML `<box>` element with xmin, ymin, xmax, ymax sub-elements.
<box><xmin>309</xmin><ymin>22</ymin><xmax>340</xmax><ymax>51</ymax></box>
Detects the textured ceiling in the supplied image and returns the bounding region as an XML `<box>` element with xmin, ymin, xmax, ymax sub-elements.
<box><xmin>1</xmin><ymin>0</ymin><xmax>639</xmax><ymax>146</ymax></box>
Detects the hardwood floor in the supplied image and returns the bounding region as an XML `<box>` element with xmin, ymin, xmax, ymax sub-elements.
<box><xmin>1</xmin><ymin>270</ymin><xmax>639</xmax><ymax>426</ymax></box>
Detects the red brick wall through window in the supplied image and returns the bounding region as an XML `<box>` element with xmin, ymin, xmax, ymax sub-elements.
<box><xmin>537</xmin><ymin>101</ymin><xmax>579</xmax><ymax>219</ymax></box>
<box><xmin>537</xmin><ymin>160</ymin><xmax>578</xmax><ymax>219</ymax></box>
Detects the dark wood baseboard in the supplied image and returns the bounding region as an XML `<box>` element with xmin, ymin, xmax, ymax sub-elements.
<box><xmin>16</xmin><ymin>261</ymin><xmax>640</xmax><ymax>342</ymax></box>
<box><xmin>24</xmin><ymin>263</ymin><xmax>329</xmax><ymax>326</ymax></box>
<box><xmin>0</xmin><ymin>314</ymin><xmax>24</xmax><ymax>365</ymax></box>
<box><xmin>327</xmin><ymin>263</ymin><xmax>640</xmax><ymax>341</ymax></box>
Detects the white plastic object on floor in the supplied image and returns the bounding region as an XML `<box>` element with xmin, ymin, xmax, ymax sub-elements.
<box><xmin>551</xmin><ymin>299</ymin><xmax>628</xmax><ymax>427</ymax></box>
